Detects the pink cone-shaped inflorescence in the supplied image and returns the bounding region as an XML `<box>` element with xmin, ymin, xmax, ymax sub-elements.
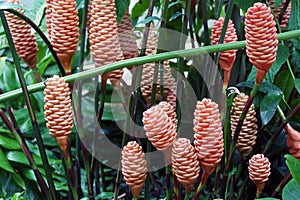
<box><xmin>140</xmin><ymin>25</ymin><xmax>177</xmax><ymax>105</ymax></box>
<box><xmin>121</xmin><ymin>141</ymin><xmax>147</xmax><ymax>199</ymax></box>
<box><xmin>193</xmin><ymin>98</ymin><xmax>224</xmax><ymax>176</ymax></box>
<box><xmin>245</xmin><ymin>2</ymin><xmax>278</xmax><ymax>84</ymax></box>
<box><xmin>268</xmin><ymin>0</ymin><xmax>291</xmax><ymax>29</ymax></box>
<box><xmin>143</xmin><ymin>105</ymin><xmax>177</xmax><ymax>151</ymax></box>
<box><xmin>44</xmin><ymin>75</ymin><xmax>73</xmax><ymax>151</ymax></box>
<box><xmin>118</xmin><ymin>11</ymin><xmax>138</xmax><ymax>61</ymax></box>
<box><xmin>172</xmin><ymin>138</ymin><xmax>200</xmax><ymax>192</ymax></box>
<box><xmin>46</xmin><ymin>0</ymin><xmax>79</xmax><ymax>75</ymax></box>
<box><xmin>5</xmin><ymin>0</ymin><xmax>38</xmax><ymax>70</ymax></box>
<box><xmin>231</xmin><ymin>93</ymin><xmax>257</xmax><ymax>159</ymax></box>
<box><xmin>211</xmin><ymin>18</ymin><xmax>238</xmax><ymax>73</ymax></box>
<box><xmin>89</xmin><ymin>0</ymin><xmax>124</xmax><ymax>84</ymax></box>
<box><xmin>158</xmin><ymin>101</ymin><xmax>178</xmax><ymax>129</ymax></box>
<box><xmin>248</xmin><ymin>154</ymin><xmax>271</xmax><ymax>198</ymax></box>
<box><xmin>285</xmin><ymin>124</ymin><xmax>300</xmax><ymax>161</ymax></box>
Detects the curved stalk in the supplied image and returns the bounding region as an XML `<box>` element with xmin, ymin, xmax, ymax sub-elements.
<box><xmin>1</xmin><ymin>29</ymin><xmax>300</xmax><ymax>103</ymax></box>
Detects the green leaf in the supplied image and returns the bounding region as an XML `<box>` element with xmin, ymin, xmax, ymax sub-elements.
<box><xmin>5</xmin><ymin>151</ymin><xmax>43</xmax><ymax>166</ymax></box>
<box><xmin>260</xmin><ymin>93</ymin><xmax>282</xmax><ymax>125</ymax></box>
<box><xmin>33</xmin><ymin>2</ymin><xmax>45</xmax><ymax>26</ymax></box>
<box><xmin>275</xmin><ymin>70</ymin><xmax>294</xmax><ymax>101</ymax></box>
<box><xmin>11</xmin><ymin>191</ymin><xmax>24</xmax><ymax>200</ymax></box>
<box><xmin>0</xmin><ymin>147</ymin><xmax>14</xmax><ymax>173</ymax></box>
<box><xmin>10</xmin><ymin>174</ymin><xmax>25</xmax><ymax>190</ymax></box>
<box><xmin>234</xmin><ymin>0</ymin><xmax>260</xmax><ymax>12</ymax></box>
<box><xmin>0</xmin><ymin>2</ymin><xmax>25</xmax><ymax>10</ymax></box>
<box><xmin>115</xmin><ymin>0</ymin><xmax>130</xmax><ymax>24</ymax></box>
<box><xmin>274</xmin><ymin>0</ymin><xmax>284</xmax><ymax>9</ymax></box>
<box><xmin>134</xmin><ymin>16</ymin><xmax>161</xmax><ymax>27</ymax></box>
<box><xmin>131</xmin><ymin>0</ymin><xmax>150</xmax><ymax>19</ymax></box>
<box><xmin>0</xmin><ymin>34</ymin><xmax>8</xmax><ymax>48</ymax></box>
<box><xmin>294</xmin><ymin>78</ymin><xmax>300</xmax><ymax>94</ymax></box>
<box><xmin>285</xmin><ymin>154</ymin><xmax>300</xmax><ymax>188</ymax></box>
<box><xmin>283</xmin><ymin>179</ymin><xmax>300</xmax><ymax>200</ymax></box>
<box><xmin>247</xmin><ymin>44</ymin><xmax>289</xmax><ymax>82</ymax></box>
<box><xmin>237</xmin><ymin>81</ymin><xmax>283</xmax><ymax>95</ymax></box>
<box><xmin>0</xmin><ymin>134</ymin><xmax>21</xmax><ymax>150</ymax></box>
<box><xmin>169</xmin><ymin>11</ymin><xmax>182</xmax><ymax>21</ymax></box>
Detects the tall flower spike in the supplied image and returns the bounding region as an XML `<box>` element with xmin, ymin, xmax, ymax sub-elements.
<box><xmin>89</xmin><ymin>0</ymin><xmax>124</xmax><ymax>85</ymax></box>
<box><xmin>158</xmin><ymin>101</ymin><xmax>178</xmax><ymax>129</ymax></box>
<box><xmin>211</xmin><ymin>17</ymin><xmax>238</xmax><ymax>88</ymax></box>
<box><xmin>245</xmin><ymin>2</ymin><xmax>278</xmax><ymax>84</ymax></box>
<box><xmin>248</xmin><ymin>154</ymin><xmax>271</xmax><ymax>198</ymax></box>
<box><xmin>121</xmin><ymin>141</ymin><xmax>147</xmax><ymax>198</ymax></box>
<box><xmin>44</xmin><ymin>75</ymin><xmax>73</xmax><ymax>150</ymax></box>
<box><xmin>118</xmin><ymin>10</ymin><xmax>138</xmax><ymax>62</ymax></box>
<box><xmin>193</xmin><ymin>98</ymin><xmax>223</xmax><ymax>182</ymax></box>
<box><xmin>172</xmin><ymin>138</ymin><xmax>200</xmax><ymax>193</ymax></box>
<box><xmin>231</xmin><ymin>93</ymin><xmax>257</xmax><ymax>159</ymax></box>
<box><xmin>143</xmin><ymin>105</ymin><xmax>177</xmax><ymax>163</ymax></box>
<box><xmin>285</xmin><ymin>123</ymin><xmax>300</xmax><ymax>161</ymax></box>
<box><xmin>5</xmin><ymin>0</ymin><xmax>38</xmax><ymax>70</ymax></box>
<box><xmin>268</xmin><ymin>0</ymin><xmax>291</xmax><ymax>29</ymax></box>
<box><xmin>47</xmin><ymin>0</ymin><xmax>79</xmax><ymax>75</ymax></box>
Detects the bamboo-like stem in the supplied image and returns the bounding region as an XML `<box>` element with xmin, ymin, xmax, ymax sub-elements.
<box><xmin>0</xmin><ymin>11</ymin><xmax>57</xmax><ymax>200</ymax></box>
<box><xmin>2</xmin><ymin>8</ymin><xmax>65</xmax><ymax>76</ymax></box>
<box><xmin>215</xmin><ymin>0</ymin><xmax>224</xmax><ymax>19</ymax></box>
<box><xmin>0</xmin><ymin>111</ymin><xmax>51</xmax><ymax>199</ymax></box>
<box><xmin>62</xmin><ymin>148</ymin><xmax>79</xmax><ymax>200</ymax></box>
<box><xmin>1</xmin><ymin>29</ymin><xmax>300</xmax><ymax>103</ymax></box>
<box><xmin>192</xmin><ymin>172</ymin><xmax>206</xmax><ymax>200</ymax></box>
<box><xmin>202</xmin><ymin>0</ymin><xmax>210</xmax><ymax>46</ymax></box>
<box><xmin>173</xmin><ymin>174</ymin><xmax>179</xmax><ymax>200</ymax></box>
<box><xmin>184</xmin><ymin>191</ymin><xmax>191</xmax><ymax>200</ymax></box>
<box><xmin>271</xmin><ymin>172</ymin><xmax>291</xmax><ymax>197</ymax></box>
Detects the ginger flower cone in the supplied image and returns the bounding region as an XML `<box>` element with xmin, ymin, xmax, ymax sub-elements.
<box><xmin>268</xmin><ymin>0</ymin><xmax>291</xmax><ymax>29</ymax></box>
<box><xmin>121</xmin><ymin>141</ymin><xmax>147</xmax><ymax>199</ymax></box>
<box><xmin>5</xmin><ymin>0</ymin><xmax>40</xmax><ymax>81</ymax></box>
<box><xmin>193</xmin><ymin>98</ymin><xmax>224</xmax><ymax>186</ymax></box>
<box><xmin>46</xmin><ymin>0</ymin><xmax>79</xmax><ymax>75</ymax></box>
<box><xmin>158</xmin><ymin>101</ymin><xmax>178</xmax><ymax>129</ymax></box>
<box><xmin>142</xmin><ymin>105</ymin><xmax>177</xmax><ymax>164</ymax></box>
<box><xmin>89</xmin><ymin>0</ymin><xmax>124</xmax><ymax>87</ymax></box>
<box><xmin>172</xmin><ymin>138</ymin><xmax>200</xmax><ymax>193</ymax></box>
<box><xmin>285</xmin><ymin>123</ymin><xmax>300</xmax><ymax>161</ymax></box>
<box><xmin>211</xmin><ymin>17</ymin><xmax>238</xmax><ymax>89</ymax></box>
<box><xmin>44</xmin><ymin>75</ymin><xmax>73</xmax><ymax>151</ymax></box>
<box><xmin>248</xmin><ymin>154</ymin><xmax>271</xmax><ymax>198</ymax></box>
<box><xmin>245</xmin><ymin>2</ymin><xmax>278</xmax><ymax>85</ymax></box>
<box><xmin>231</xmin><ymin>93</ymin><xmax>258</xmax><ymax>159</ymax></box>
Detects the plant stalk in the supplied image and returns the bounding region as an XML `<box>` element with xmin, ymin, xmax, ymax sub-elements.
<box><xmin>0</xmin><ymin>11</ymin><xmax>57</xmax><ymax>200</ymax></box>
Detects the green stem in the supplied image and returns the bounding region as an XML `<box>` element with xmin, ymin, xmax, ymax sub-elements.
<box><xmin>184</xmin><ymin>191</ymin><xmax>191</xmax><ymax>200</ymax></box>
<box><xmin>271</xmin><ymin>172</ymin><xmax>291</xmax><ymax>197</ymax></box>
<box><xmin>1</xmin><ymin>29</ymin><xmax>300</xmax><ymax>103</ymax></box>
<box><xmin>3</xmin><ymin>8</ymin><xmax>65</xmax><ymax>76</ymax></box>
<box><xmin>0</xmin><ymin>11</ymin><xmax>57</xmax><ymax>200</ymax></box>
<box><xmin>62</xmin><ymin>149</ymin><xmax>79</xmax><ymax>200</ymax></box>
<box><xmin>215</xmin><ymin>0</ymin><xmax>224</xmax><ymax>19</ymax></box>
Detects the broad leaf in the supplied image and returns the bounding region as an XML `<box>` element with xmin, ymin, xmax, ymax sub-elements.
<box><xmin>294</xmin><ymin>78</ymin><xmax>300</xmax><ymax>94</ymax></box>
<box><xmin>260</xmin><ymin>93</ymin><xmax>282</xmax><ymax>125</ymax></box>
<box><xmin>283</xmin><ymin>179</ymin><xmax>300</xmax><ymax>200</ymax></box>
<box><xmin>134</xmin><ymin>16</ymin><xmax>161</xmax><ymax>27</ymax></box>
<box><xmin>237</xmin><ymin>81</ymin><xmax>283</xmax><ymax>96</ymax></box>
<box><xmin>131</xmin><ymin>0</ymin><xmax>150</xmax><ymax>19</ymax></box>
<box><xmin>0</xmin><ymin>147</ymin><xmax>14</xmax><ymax>173</ymax></box>
<box><xmin>275</xmin><ymin>70</ymin><xmax>294</xmax><ymax>102</ymax></box>
<box><xmin>285</xmin><ymin>154</ymin><xmax>300</xmax><ymax>188</ymax></box>
<box><xmin>115</xmin><ymin>0</ymin><xmax>130</xmax><ymax>24</ymax></box>
<box><xmin>0</xmin><ymin>134</ymin><xmax>20</xmax><ymax>150</ymax></box>
<box><xmin>0</xmin><ymin>34</ymin><xmax>8</xmax><ymax>49</ymax></box>
<box><xmin>5</xmin><ymin>151</ymin><xmax>43</xmax><ymax>166</ymax></box>
<box><xmin>275</xmin><ymin>0</ymin><xmax>284</xmax><ymax>9</ymax></box>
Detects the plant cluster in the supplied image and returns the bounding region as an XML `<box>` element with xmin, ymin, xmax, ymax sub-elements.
<box><xmin>0</xmin><ymin>0</ymin><xmax>300</xmax><ymax>200</ymax></box>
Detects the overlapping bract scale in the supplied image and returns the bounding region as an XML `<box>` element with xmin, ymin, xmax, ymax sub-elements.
<box><xmin>231</xmin><ymin>93</ymin><xmax>257</xmax><ymax>158</ymax></box>
<box><xmin>248</xmin><ymin>154</ymin><xmax>271</xmax><ymax>198</ymax></box>
<box><xmin>211</xmin><ymin>18</ymin><xmax>238</xmax><ymax>72</ymax></box>
<box><xmin>158</xmin><ymin>101</ymin><xmax>178</xmax><ymax>129</ymax></box>
<box><xmin>171</xmin><ymin>138</ymin><xmax>200</xmax><ymax>192</ymax></box>
<box><xmin>285</xmin><ymin>124</ymin><xmax>300</xmax><ymax>161</ymax></box>
<box><xmin>44</xmin><ymin>75</ymin><xmax>73</xmax><ymax>150</ymax></box>
<box><xmin>269</xmin><ymin>0</ymin><xmax>291</xmax><ymax>29</ymax></box>
<box><xmin>193</xmin><ymin>98</ymin><xmax>223</xmax><ymax>175</ymax></box>
<box><xmin>46</xmin><ymin>0</ymin><xmax>79</xmax><ymax>74</ymax></box>
<box><xmin>143</xmin><ymin>105</ymin><xmax>177</xmax><ymax>151</ymax></box>
<box><xmin>5</xmin><ymin>0</ymin><xmax>38</xmax><ymax>69</ymax></box>
<box><xmin>121</xmin><ymin>141</ymin><xmax>147</xmax><ymax>198</ymax></box>
<box><xmin>245</xmin><ymin>3</ymin><xmax>278</xmax><ymax>84</ymax></box>
<box><xmin>88</xmin><ymin>0</ymin><xmax>124</xmax><ymax>83</ymax></box>
<box><xmin>118</xmin><ymin>11</ymin><xmax>138</xmax><ymax>61</ymax></box>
